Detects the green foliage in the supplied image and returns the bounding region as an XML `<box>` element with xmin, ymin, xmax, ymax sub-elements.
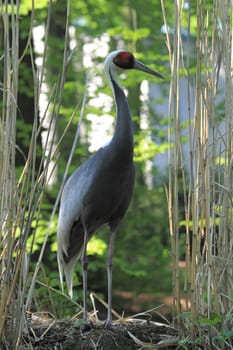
<box><xmin>112</xmin><ymin>184</ymin><xmax>171</xmax><ymax>294</ymax></box>
<box><xmin>134</xmin><ymin>132</ymin><xmax>169</xmax><ymax>162</ymax></box>
<box><xmin>30</xmin><ymin>269</ymin><xmax>81</xmax><ymax>318</ymax></box>
<box><xmin>19</xmin><ymin>0</ymin><xmax>49</xmax><ymax>15</ymax></box>
<box><xmin>108</xmin><ymin>27</ymin><xmax>151</xmax><ymax>42</ymax></box>
<box><xmin>177</xmin><ymin>312</ymin><xmax>233</xmax><ymax>349</ymax></box>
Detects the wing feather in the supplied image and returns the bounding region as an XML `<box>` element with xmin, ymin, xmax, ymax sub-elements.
<box><xmin>57</xmin><ymin>148</ymin><xmax>106</xmax><ymax>296</ymax></box>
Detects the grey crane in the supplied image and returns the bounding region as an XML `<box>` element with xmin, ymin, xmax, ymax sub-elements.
<box><xmin>57</xmin><ymin>50</ymin><xmax>164</xmax><ymax>327</ymax></box>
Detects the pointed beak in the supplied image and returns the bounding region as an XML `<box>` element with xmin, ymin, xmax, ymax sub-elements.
<box><xmin>133</xmin><ymin>60</ymin><xmax>164</xmax><ymax>79</ymax></box>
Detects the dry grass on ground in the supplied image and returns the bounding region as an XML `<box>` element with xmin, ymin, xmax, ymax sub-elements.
<box><xmin>23</xmin><ymin>314</ymin><xmax>179</xmax><ymax>350</ymax></box>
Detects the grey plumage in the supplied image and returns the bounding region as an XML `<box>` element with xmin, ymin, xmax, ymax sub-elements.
<box><xmin>57</xmin><ymin>50</ymin><xmax>163</xmax><ymax>326</ymax></box>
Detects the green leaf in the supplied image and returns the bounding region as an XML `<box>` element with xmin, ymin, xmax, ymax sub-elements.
<box><xmin>198</xmin><ymin>314</ymin><xmax>222</xmax><ymax>326</ymax></box>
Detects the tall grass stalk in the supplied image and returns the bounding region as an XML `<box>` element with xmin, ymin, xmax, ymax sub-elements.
<box><xmin>164</xmin><ymin>0</ymin><xmax>233</xmax><ymax>337</ymax></box>
<box><xmin>0</xmin><ymin>0</ymin><xmax>84</xmax><ymax>348</ymax></box>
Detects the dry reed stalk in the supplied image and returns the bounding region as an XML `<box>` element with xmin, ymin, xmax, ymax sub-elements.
<box><xmin>161</xmin><ymin>0</ymin><xmax>184</xmax><ymax>326</ymax></box>
<box><xmin>0</xmin><ymin>1</ymin><xmax>20</xmax><ymax>344</ymax></box>
<box><xmin>191</xmin><ymin>0</ymin><xmax>233</xmax><ymax>322</ymax></box>
<box><xmin>0</xmin><ymin>0</ymin><xmax>85</xmax><ymax>348</ymax></box>
<box><xmin>216</xmin><ymin>0</ymin><xmax>233</xmax><ymax>317</ymax></box>
<box><xmin>164</xmin><ymin>0</ymin><xmax>233</xmax><ymax>338</ymax></box>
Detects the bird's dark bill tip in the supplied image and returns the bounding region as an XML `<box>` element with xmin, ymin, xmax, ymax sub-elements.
<box><xmin>134</xmin><ymin>60</ymin><xmax>165</xmax><ymax>80</ymax></box>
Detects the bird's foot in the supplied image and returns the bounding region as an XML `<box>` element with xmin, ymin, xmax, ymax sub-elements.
<box><xmin>104</xmin><ymin>319</ymin><xmax>113</xmax><ymax>329</ymax></box>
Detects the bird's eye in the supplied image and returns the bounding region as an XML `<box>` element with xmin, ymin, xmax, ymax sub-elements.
<box><xmin>113</xmin><ymin>51</ymin><xmax>135</xmax><ymax>69</ymax></box>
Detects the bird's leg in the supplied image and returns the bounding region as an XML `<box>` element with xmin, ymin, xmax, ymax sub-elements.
<box><xmin>105</xmin><ymin>230</ymin><xmax>116</xmax><ymax>328</ymax></box>
<box><xmin>81</xmin><ymin>227</ymin><xmax>89</xmax><ymax>321</ymax></box>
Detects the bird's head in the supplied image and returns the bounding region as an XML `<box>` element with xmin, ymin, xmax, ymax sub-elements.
<box><xmin>104</xmin><ymin>50</ymin><xmax>164</xmax><ymax>82</ymax></box>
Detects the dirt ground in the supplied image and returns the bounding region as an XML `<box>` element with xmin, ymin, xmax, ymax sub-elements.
<box><xmin>22</xmin><ymin>315</ymin><xmax>179</xmax><ymax>349</ymax></box>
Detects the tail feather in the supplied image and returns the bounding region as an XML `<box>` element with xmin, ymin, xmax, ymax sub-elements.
<box><xmin>58</xmin><ymin>251</ymin><xmax>82</xmax><ymax>298</ymax></box>
<box><xmin>57</xmin><ymin>256</ymin><xmax>64</xmax><ymax>293</ymax></box>
<box><xmin>57</xmin><ymin>219</ymin><xmax>95</xmax><ymax>297</ymax></box>
<box><xmin>57</xmin><ymin>218</ymin><xmax>84</xmax><ymax>297</ymax></box>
